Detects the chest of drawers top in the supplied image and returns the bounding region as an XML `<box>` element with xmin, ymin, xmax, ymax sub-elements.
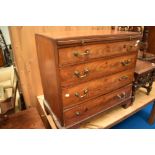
<box><xmin>37</xmin><ymin>30</ymin><xmax>141</xmax><ymax>47</ymax></box>
<box><xmin>35</xmin><ymin>30</ymin><xmax>141</xmax><ymax>128</ymax></box>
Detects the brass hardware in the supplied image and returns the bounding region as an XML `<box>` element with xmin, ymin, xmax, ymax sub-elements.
<box><xmin>74</xmin><ymin>68</ymin><xmax>89</xmax><ymax>78</ymax></box>
<box><xmin>127</xmin><ymin>45</ymin><xmax>133</xmax><ymax>52</ymax></box>
<box><xmin>135</xmin><ymin>40</ymin><xmax>140</xmax><ymax>47</ymax></box>
<box><xmin>117</xmin><ymin>92</ymin><xmax>126</xmax><ymax>99</ymax></box>
<box><xmin>124</xmin><ymin>44</ymin><xmax>138</xmax><ymax>52</ymax></box>
<box><xmin>75</xmin><ymin>89</ymin><xmax>88</xmax><ymax>99</ymax></box>
<box><xmin>73</xmin><ymin>50</ymin><xmax>90</xmax><ymax>57</ymax></box>
<box><xmin>121</xmin><ymin>59</ymin><xmax>131</xmax><ymax>66</ymax></box>
<box><xmin>81</xmin><ymin>40</ymin><xmax>85</xmax><ymax>45</ymax></box>
<box><xmin>75</xmin><ymin>111</ymin><xmax>80</xmax><ymax>116</ymax></box>
<box><xmin>75</xmin><ymin>107</ymin><xmax>88</xmax><ymax>116</ymax></box>
<box><xmin>65</xmin><ymin>93</ymin><xmax>70</xmax><ymax>98</ymax></box>
<box><xmin>125</xmin><ymin>40</ymin><xmax>140</xmax><ymax>52</ymax></box>
<box><xmin>119</xmin><ymin>75</ymin><xmax>128</xmax><ymax>81</ymax></box>
<box><xmin>41</xmin><ymin>114</ymin><xmax>45</xmax><ymax>117</ymax></box>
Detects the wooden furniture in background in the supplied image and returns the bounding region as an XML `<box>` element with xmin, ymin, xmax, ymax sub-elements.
<box><xmin>132</xmin><ymin>60</ymin><xmax>155</xmax><ymax>101</ymax></box>
<box><xmin>147</xmin><ymin>27</ymin><xmax>155</xmax><ymax>54</ymax></box>
<box><xmin>0</xmin><ymin>107</ymin><xmax>45</xmax><ymax>129</ymax></box>
<box><xmin>148</xmin><ymin>102</ymin><xmax>155</xmax><ymax>125</ymax></box>
<box><xmin>138</xmin><ymin>26</ymin><xmax>155</xmax><ymax>63</ymax></box>
<box><xmin>0</xmin><ymin>66</ymin><xmax>18</xmax><ymax>115</ymax></box>
<box><xmin>147</xmin><ymin>26</ymin><xmax>155</xmax><ymax>125</ymax></box>
<box><xmin>36</xmin><ymin>30</ymin><xmax>141</xmax><ymax>128</ymax></box>
<box><xmin>117</xmin><ymin>26</ymin><xmax>143</xmax><ymax>33</ymax></box>
<box><xmin>0</xmin><ymin>47</ymin><xmax>4</xmax><ymax>67</ymax></box>
<box><xmin>9</xmin><ymin>26</ymin><xmax>111</xmax><ymax>107</ymax></box>
<box><xmin>138</xmin><ymin>51</ymin><xmax>155</xmax><ymax>63</ymax></box>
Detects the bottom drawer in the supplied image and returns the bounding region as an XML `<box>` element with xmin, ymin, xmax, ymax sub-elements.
<box><xmin>64</xmin><ymin>84</ymin><xmax>132</xmax><ymax>127</ymax></box>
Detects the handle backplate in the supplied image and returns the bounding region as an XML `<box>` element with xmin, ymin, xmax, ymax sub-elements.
<box><xmin>119</xmin><ymin>75</ymin><xmax>128</xmax><ymax>81</ymax></box>
<box><xmin>75</xmin><ymin>89</ymin><xmax>88</xmax><ymax>99</ymax></box>
<box><xmin>73</xmin><ymin>50</ymin><xmax>90</xmax><ymax>57</ymax></box>
<box><xmin>74</xmin><ymin>68</ymin><xmax>89</xmax><ymax>78</ymax></box>
<box><xmin>117</xmin><ymin>92</ymin><xmax>126</xmax><ymax>99</ymax></box>
<box><xmin>121</xmin><ymin>59</ymin><xmax>131</xmax><ymax>66</ymax></box>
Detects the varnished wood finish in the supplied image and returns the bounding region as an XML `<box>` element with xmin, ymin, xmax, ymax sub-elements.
<box><xmin>39</xmin><ymin>30</ymin><xmax>141</xmax><ymax>44</ymax></box>
<box><xmin>62</xmin><ymin>69</ymin><xmax>134</xmax><ymax>108</ymax></box>
<box><xmin>64</xmin><ymin>84</ymin><xmax>132</xmax><ymax>127</ymax></box>
<box><xmin>138</xmin><ymin>51</ymin><xmax>155</xmax><ymax>63</ymax></box>
<box><xmin>148</xmin><ymin>27</ymin><xmax>155</xmax><ymax>54</ymax></box>
<box><xmin>0</xmin><ymin>108</ymin><xmax>45</xmax><ymax>129</ymax></box>
<box><xmin>148</xmin><ymin>102</ymin><xmax>155</xmax><ymax>124</ymax></box>
<box><xmin>35</xmin><ymin>35</ymin><xmax>63</xmax><ymax>125</ymax></box>
<box><xmin>60</xmin><ymin>53</ymin><xmax>137</xmax><ymax>87</ymax></box>
<box><xmin>9</xmin><ymin>27</ymin><xmax>111</xmax><ymax>107</ymax></box>
<box><xmin>59</xmin><ymin>41</ymin><xmax>138</xmax><ymax>66</ymax></box>
<box><xmin>35</xmin><ymin>30</ymin><xmax>141</xmax><ymax>128</ymax></box>
<box><xmin>135</xmin><ymin>59</ymin><xmax>155</xmax><ymax>75</ymax></box>
<box><xmin>132</xmin><ymin>60</ymin><xmax>155</xmax><ymax>101</ymax></box>
<box><xmin>38</xmin><ymin>82</ymin><xmax>155</xmax><ymax>129</ymax></box>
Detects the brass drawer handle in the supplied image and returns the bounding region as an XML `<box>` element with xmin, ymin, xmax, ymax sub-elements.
<box><xmin>75</xmin><ymin>108</ymin><xmax>88</xmax><ymax>116</ymax></box>
<box><xmin>124</xmin><ymin>41</ymin><xmax>140</xmax><ymax>52</ymax></box>
<box><xmin>121</xmin><ymin>59</ymin><xmax>131</xmax><ymax>66</ymax></box>
<box><xmin>75</xmin><ymin>111</ymin><xmax>80</xmax><ymax>116</ymax></box>
<box><xmin>73</xmin><ymin>50</ymin><xmax>90</xmax><ymax>57</ymax></box>
<box><xmin>123</xmin><ymin>45</ymin><xmax>133</xmax><ymax>51</ymax></box>
<box><xmin>119</xmin><ymin>75</ymin><xmax>128</xmax><ymax>81</ymax></box>
<box><xmin>127</xmin><ymin>45</ymin><xmax>134</xmax><ymax>52</ymax></box>
<box><xmin>74</xmin><ymin>68</ymin><xmax>89</xmax><ymax>78</ymax></box>
<box><xmin>135</xmin><ymin>40</ymin><xmax>140</xmax><ymax>47</ymax></box>
<box><xmin>75</xmin><ymin>89</ymin><xmax>88</xmax><ymax>99</ymax></box>
<box><xmin>117</xmin><ymin>92</ymin><xmax>126</xmax><ymax>99</ymax></box>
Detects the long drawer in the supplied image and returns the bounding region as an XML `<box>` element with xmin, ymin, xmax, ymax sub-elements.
<box><xmin>62</xmin><ymin>69</ymin><xmax>134</xmax><ymax>108</ymax></box>
<box><xmin>59</xmin><ymin>40</ymin><xmax>138</xmax><ymax>66</ymax></box>
<box><xmin>60</xmin><ymin>53</ymin><xmax>137</xmax><ymax>87</ymax></box>
<box><xmin>64</xmin><ymin>84</ymin><xmax>132</xmax><ymax>127</ymax></box>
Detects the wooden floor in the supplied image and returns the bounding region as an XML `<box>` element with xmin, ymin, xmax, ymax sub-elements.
<box><xmin>37</xmin><ymin>82</ymin><xmax>155</xmax><ymax>129</ymax></box>
<box><xmin>0</xmin><ymin>108</ymin><xmax>45</xmax><ymax>129</ymax></box>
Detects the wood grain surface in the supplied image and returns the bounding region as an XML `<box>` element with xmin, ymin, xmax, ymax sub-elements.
<box><xmin>62</xmin><ymin>69</ymin><xmax>134</xmax><ymax>108</ymax></box>
<box><xmin>60</xmin><ymin>53</ymin><xmax>137</xmax><ymax>87</ymax></box>
<box><xmin>64</xmin><ymin>84</ymin><xmax>132</xmax><ymax>127</ymax></box>
<box><xmin>59</xmin><ymin>41</ymin><xmax>138</xmax><ymax>66</ymax></box>
<box><xmin>37</xmin><ymin>82</ymin><xmax>155</xmax><ymax>129</ymax></box>
<box><xmin>9</xmin><ymin>26</ymin><xmax>111</xmax><ymax>107</ymax></box>
<box><xmin>0</xmin><ymin>108</ymin><xmax>45</xmax><ymax>129</ymax></box>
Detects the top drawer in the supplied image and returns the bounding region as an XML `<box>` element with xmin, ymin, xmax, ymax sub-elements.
<box><xmin>58</xmin><ymin>40</ymin><xmax>138</xmax><ymax>66</ymax></box>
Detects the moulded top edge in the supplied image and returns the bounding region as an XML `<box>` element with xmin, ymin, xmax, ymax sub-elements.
<box><xmin>36</xmin><ymin>30</ymin><xmax>142</xmax><ymax>41</ymax></box>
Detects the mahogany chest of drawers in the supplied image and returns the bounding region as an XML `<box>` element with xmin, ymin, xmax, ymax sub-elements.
<box><xmin>35</xmin><ymin>30</ymin><xmax>142</xmax><ymax>128</ymax></box>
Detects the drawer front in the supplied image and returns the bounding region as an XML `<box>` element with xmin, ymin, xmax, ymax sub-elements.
<box><xmin>64</xmin><ymin>84</ymin><xmax>132</xmax><ymax>127</ymax></box>
<box><xmin>60</xmin><ymin>53</ymin><xmax>137</xmax><ymax>87</ymax></box>
<box><xmin>59</xmin><ymin>41</ymin><xmax>138</xmax><ymax>66</ymax></box>
<box><xmin>62</xmin><ymin>69</ymin><xmax>134</xmax><ymax>108</ymax></box>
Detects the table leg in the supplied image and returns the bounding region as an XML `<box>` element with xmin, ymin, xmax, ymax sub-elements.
<box><xmin>148</xmin><ymin>101</ymin><xmax>155</xmax><ymax>125</ymax></box>
<box><xmin>143</xmin><ymin>78</ymin><xmax>153</xmax><ymax>95</ymax></box>
<box><xmin>132</xmin><ymin>81</ymin><xmax>138</xmax><ymax>103</ymax></box>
